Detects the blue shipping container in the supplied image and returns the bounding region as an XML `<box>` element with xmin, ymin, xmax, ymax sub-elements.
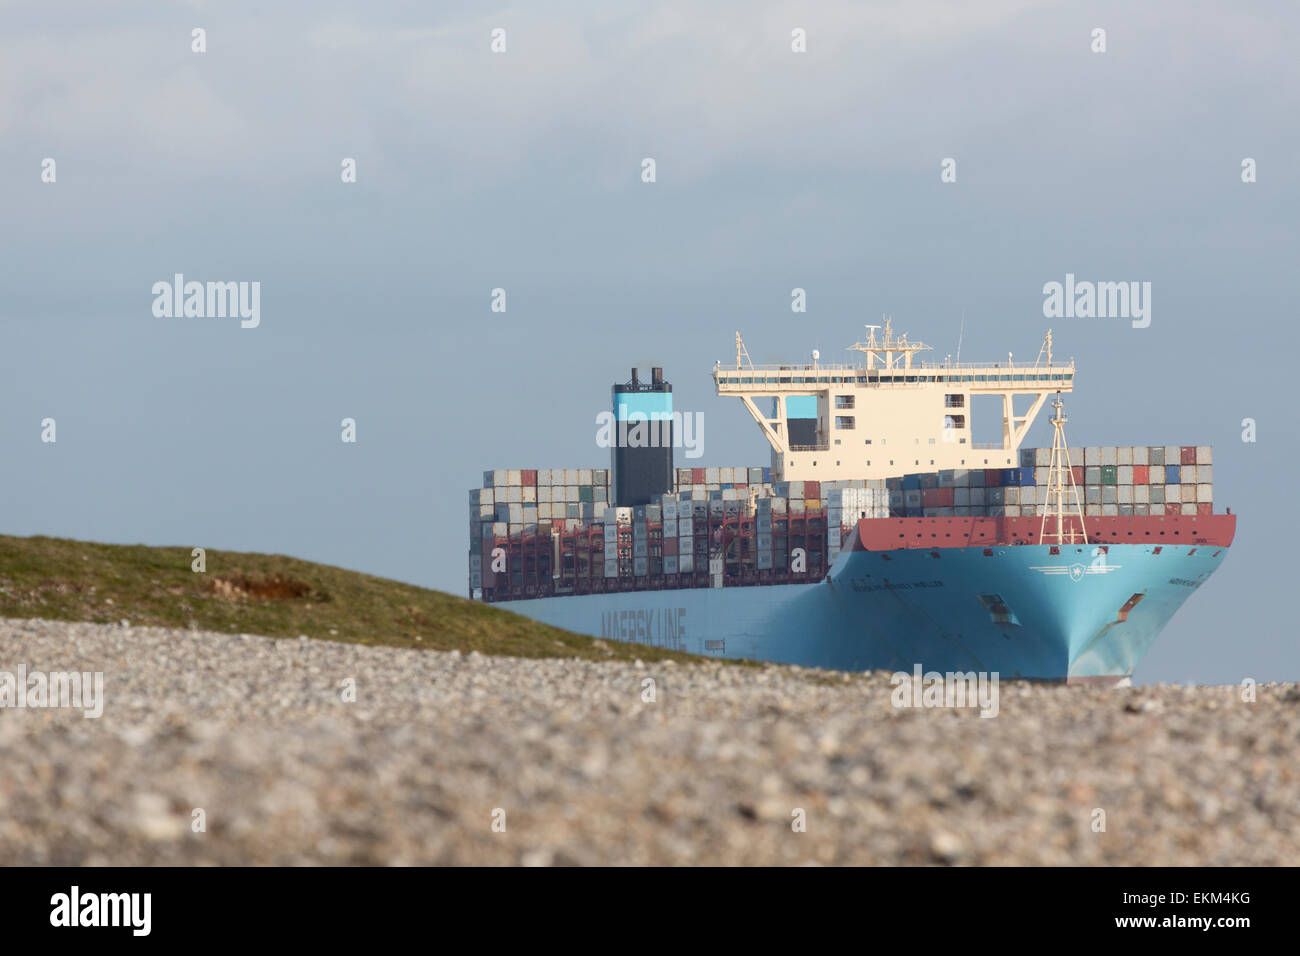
<box><xmin>1165</xmin><ymin>465</ymin><xmax>1180</xmax><ymax>484</ymax></box>
<box><xmin>903</xmin><ymin>474</ymin><xmax>922</xmax><ymax>490</ymax></box>
<box><xmin>1019</xmin><ymin>466</ymin><xmax>1035</xmax><ymax>486</ymax></box>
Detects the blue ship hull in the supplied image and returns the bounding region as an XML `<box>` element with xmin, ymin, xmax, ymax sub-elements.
<box><xmin>498</xmin><ymin>542</ymin><xmax>1230</xmax><ymax>682</ymax></box>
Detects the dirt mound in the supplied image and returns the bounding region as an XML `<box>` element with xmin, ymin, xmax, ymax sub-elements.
<box><xmin>207</xmin><ymin>574</ymin><xmax>324</xmax><ymax>602</ymax></box>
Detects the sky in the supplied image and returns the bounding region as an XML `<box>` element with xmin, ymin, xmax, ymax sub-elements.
<box><xmin>2</xmin><ymin>0</ymin><xmax>1297</xmax><ymax>684</ymax></box>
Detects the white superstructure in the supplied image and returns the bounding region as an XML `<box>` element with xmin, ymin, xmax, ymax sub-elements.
<box><xmin>713</xmin><ymin>320</ymin><xmax>1075</xmax><ymax>482</ymax></box>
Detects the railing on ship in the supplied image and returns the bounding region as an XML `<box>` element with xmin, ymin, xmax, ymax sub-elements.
<box><xmin>716</xmin><ymin>357</ymin><xmax>1075</xmax><ymax>373</ymax></box>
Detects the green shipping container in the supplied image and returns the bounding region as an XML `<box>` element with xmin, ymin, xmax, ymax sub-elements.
<box><xmin>1100</xmin><ymin>465</ymin><xmax>1118</xmax><ymax>485</ymax></box>
<box><xmin>578</xmin><ymin>485</ymin><xmax>594</xmax><ymax>503</ymax></box>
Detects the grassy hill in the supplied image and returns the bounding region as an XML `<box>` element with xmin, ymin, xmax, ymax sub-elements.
<box><xmin>0</xmin><ymin>535</ymin><xmax>704</xmax><ymax>664</ymax></box>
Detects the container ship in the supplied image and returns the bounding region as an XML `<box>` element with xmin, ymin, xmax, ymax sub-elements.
<box><xmin>467</xmin><ymin>322</ymin><xmax>1235</xmax><ymax>683</ymax></box>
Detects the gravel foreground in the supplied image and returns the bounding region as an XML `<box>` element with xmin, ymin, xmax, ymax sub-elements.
<box><xmin>0</xmin><ymin>617</ymin><xmax>1296</xmax><ymax>866</ymax></box>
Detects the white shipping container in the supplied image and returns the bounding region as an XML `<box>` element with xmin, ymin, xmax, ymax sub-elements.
<box><xmin>1117</xmin><ymin>485</ymin><xmax>1132</xmax><ymax>504</ymax></box>
<box><xmin>1101</xmin><ymin>447</ymin><xmax>1117</xmax><ymax>465</ymax></box>
<box><xmin>578</xmin><ymin>469</ymin><xmax>592</xmax><ymax>485</ymax></box>
<box><xmin>1085</xmin><ymin>447</ymin><xmax>1102</xmax><ymax>465</ymax></box>
<box><xmin>1020</xmin><ymin>486</ymin><xmax>1038</xmax><ymax>505</ymax></box>
<box><xmin>1132</xmin><ymin>446</ymin><xmax>1149</xmax><ymax>465</ymax></box>
<box><xmin>705</xmin><ymin>467</ymin><xmax>720</xmax><ymax>483</ymax></box>
<box><xmin>507</xmin><ymin>486</ymin><xmax>522</xmax><ymax>503</ymax></box>
<box><xmin>1166</xmin><ymin>484</ymin><xmax>1182</xmax><ymax>503</ymax></box>
<box><xmin>1117</xmin><ymin>446</ymin><xmax>1133</xmax><ymax>465</ymax></box>
<box><xmin>493</xmin><ymin>469</ymin><xmax>508</xmax><ymax>487</ymax></box>
<box><xmin>1085</xmin><ymin>504</ymin><xmax>1102</xmax><ymax>516</ymax></box>
<box><xmin>522</xmin><ymin>487</ymin><xmax>536</xmax><ymax>503</ymax></box>
<box><xmin>1198</xmin><ymin>483</ymin><xmax>1213</xmax><ymax>502</ymax></box>
<box><xmin>1134</xmin><ymin>485</ymin><xmax>1149</xmax><ymax>503</ymax></box>
<box><xmin>1197</xmin><ymin>446</ymin><xmax>1212</xmax><ymax>464</ymax></box>
<box><xmin>1102</xmin><ymin>503</ymin><xmax>1118</xmax><ymax>516</ymax></box>
<box><xmin>679</xmin><ymin>554</ymin><xmax>695</xmax><ymax>574</ymax></box>
<box><xmin>1197</xmin><ymin>465</ymin><xmax>1213</xmax><ymax>483</ymax></box>
<box><xmin>604</xmin><ymin>560</ymin><xmax>619</xmax><ymax>578</ymax></box>
<box><xmin>1181</xmin><ymin>502</ymin><xmax>1198</xmax><ymax>515</ymax></box>
<box><xmin>1164</xmin><ymin>446</ymin><xmax>1180</xmax><ymax>464</ymax></box>
<box><xmin>1118</xmin><ymin>465</ymin><xmax>1132</xmax><ymax>484</ymax></box>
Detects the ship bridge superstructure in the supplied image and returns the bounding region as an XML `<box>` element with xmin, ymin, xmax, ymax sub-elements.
<box><xmin>713</xmin><ymin>320</ymin><xmax>1076</xmax><ymax>482</ymax></box>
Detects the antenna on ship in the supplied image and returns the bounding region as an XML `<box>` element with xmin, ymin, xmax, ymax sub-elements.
<box><xmin>956</xmin><ymin>310</ymin><xmax>965</xmax><ymax>364</ymax></box>
<box><xmin>1034</xmin><ymin>329</ymin><xmax>1053</xmax><ymax>370</ymax></box>
<box><xmin>735</xmin><ymin>331</ymin><xmax>754</xmax><ymax>370</ymax></box>
<box><xmin>1039</xmin><ymin>392</ymin><xmax>1088</xmax><ymax>546</ymax></box>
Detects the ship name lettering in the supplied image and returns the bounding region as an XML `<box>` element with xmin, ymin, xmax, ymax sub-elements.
<box><xmin>600</xmin><ymin>607</ymin><xmax>687</xmax><ymax>650</ymax></box>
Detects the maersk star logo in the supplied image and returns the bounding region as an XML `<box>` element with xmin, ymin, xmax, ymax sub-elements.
<box><xmin>1029</xmin><ymin>561</ymin><xmax>1122</xmax><ymax>582</ymax></box>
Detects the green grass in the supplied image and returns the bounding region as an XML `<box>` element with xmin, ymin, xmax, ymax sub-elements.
<box><xmin>0</xmin><ymin>535</ymin><xmax>707</xmax><ymax>664</ymax></box>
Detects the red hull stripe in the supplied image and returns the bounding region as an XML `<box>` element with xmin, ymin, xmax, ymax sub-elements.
<box><xmin>849</xmin><ymin>514</ymin><xmax>1237</xmax><ymax>551</ymax></box>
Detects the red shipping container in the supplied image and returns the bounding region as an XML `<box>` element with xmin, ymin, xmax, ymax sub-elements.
<box><xmin>1165</xmin><ymin>504</ymin><xmax>1180</xmax><ymax>516</ymax></box>
<box><xmin>937</xmin><ymin>487</ymin><xmax>954</xmax><ymax>507</ymax></box>
<box><xmin>805</xmin><ymin>481</ymin><xmax>820</xmax><ymax>498</ymax></box>
<box><xmin>663</xmin><ymin>538</ymin><xmax>678</xmax><ymax>556</ymax></box>
<box><xmin>692</xmin><ymin>468</ymin><xmax>706</xmax><ymax>483</ymax></box>
<box><xmin>1132</xmin><ymin>465</ymin><xmax>1149</xmax><ymax>484</ymax></box>
<box><xmin>522</xmin><ymin>469</ymin><xmax>537</xmax><ymax>486</ymax></box>
<box><xmin>1180</xmin><ymin>446</ymin><xmax>1196</xmax><ymax>465</ymax></box>
<box><xmin>1071</xmin><ymin>466</ymin><xmax>1085</xmax><ymax>485</ymax></box>
<box><xmin>1197</xmin><ymin>502</ymin><xmax>1212</xmax><ymax>516</ymax></box>
<box><xmin>921</xmin><ymin>488</ymin><xmax>942</xmax><ymax>508</ymax></box>
<box><xmin>553</xmin><ymin>519</ymin><xmax>566</xmax><ymax>531</ymax></box>
<box><xmin>985</xmin><ymin>469</ymin><xmax>1003</xmax><ymax>487</ymax></box>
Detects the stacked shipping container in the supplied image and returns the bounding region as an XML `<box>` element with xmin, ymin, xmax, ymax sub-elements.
<box><xmin>469</xmin><ymin>446</ymin><xmax>1218</xmax><ymax>599</ymax></box>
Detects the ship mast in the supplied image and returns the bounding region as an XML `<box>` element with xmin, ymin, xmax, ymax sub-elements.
<box><xmin>1039</xmin><ymin>393</ymin><xmax>1088</xmax><ymax>545</ymax></box>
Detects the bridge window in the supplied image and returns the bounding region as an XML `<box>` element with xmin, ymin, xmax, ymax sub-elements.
<box><xmin>835</xmin><ymin>394</ymin><xmax>855</xmax><ymax>409</ymax></box>
<box><xmin>945</xmin><ymin>394</ymin><xmax>965</xmax><ymax>408</ymax></box>
<box><xmin>835</xmin><ymin>416</ymin><xmax>855</xmax><ymax>430</ymax></box>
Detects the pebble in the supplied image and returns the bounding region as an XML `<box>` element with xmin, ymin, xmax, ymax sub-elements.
<box><xmin>0</xmin><ymin>616</ymin><xmax>1295</xmax><ymax>865</ymax></box>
